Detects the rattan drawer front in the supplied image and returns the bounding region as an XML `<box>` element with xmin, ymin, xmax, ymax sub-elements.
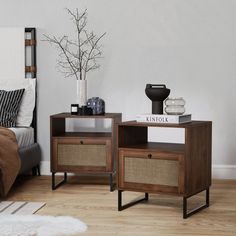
<box><xmin>124</xmin><ymin>157</ymin><xmax>178</xmax><ymax>186</ymax></box>
<box><xmin>58</xmin><ymin>144</ymin><xmax>107</xmax><ymax>167</ymax></box>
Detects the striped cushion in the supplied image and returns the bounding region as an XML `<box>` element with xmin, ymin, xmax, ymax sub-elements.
<box><xmin>0</xmin><ymin>89</ymin><xmax>25</xmax><ymax>127</ymax></box>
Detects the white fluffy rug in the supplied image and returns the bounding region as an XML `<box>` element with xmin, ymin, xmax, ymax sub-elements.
<box><xmin>0</xmin><ymin>215</ymin><xmax>87</xmax><ymax>236</ymax></box>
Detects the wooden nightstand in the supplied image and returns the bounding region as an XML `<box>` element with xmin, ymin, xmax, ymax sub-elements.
<box><xmin>117</xmin><ymin>120</ymin><xmax>212</xmax><ymax>218</ymax></box>
<box><xmin>50</xmin><ymin>112</ymin><xmax>122</xmax><ymax>191</ymax></box>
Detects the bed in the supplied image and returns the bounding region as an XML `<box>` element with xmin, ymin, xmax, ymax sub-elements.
<box><xmin>0</xmin><ymin>28</ymin><xmax>40</xmax><ymax>197</ymax></box>
<box><xmin>10</xmin><ymin>127</ymin><xmax>41</xmax><ymax>175</ymax></box>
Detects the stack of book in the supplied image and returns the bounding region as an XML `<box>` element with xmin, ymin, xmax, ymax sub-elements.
<box><xmin>136</xmin><ymin>114</ymin><xmax>192</xmax><ymax>124</ymax></box>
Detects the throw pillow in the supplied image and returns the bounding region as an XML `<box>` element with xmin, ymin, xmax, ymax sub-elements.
<box><xmin>16</xmin><ymin>79</ymin><xmax>36</xmax><ymax>127</ymax></box>
<box><xmin>0</xmin><ymin>78</ymin><xmax>36</xmax><ymax>127</ymax></box>
<box><xmin>0</xmin><ymin>89</ymin><xmax>25</xmax><ymax>128</ymax></box>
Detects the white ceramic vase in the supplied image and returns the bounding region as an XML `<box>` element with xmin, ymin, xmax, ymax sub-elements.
<box><xmin>76</xmin><ymin>79</ymin><xmax>87</xmax><ymax>106</ymax></box>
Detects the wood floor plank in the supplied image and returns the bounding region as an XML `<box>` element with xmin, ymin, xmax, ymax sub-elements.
<box><xmin>3</xmin><ymin>176</ymin><xmax>236</xmax><ymax>236</ymax></box>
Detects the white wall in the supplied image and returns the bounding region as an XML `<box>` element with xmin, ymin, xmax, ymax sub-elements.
<box><xmin>0</xmin><ymin>0</ymin><xmax>236</xmax><ymax>178</ymax></box>
<box><xmin>0</xmin><ymin>28</ymin><xmax>25</xmax><ymax>79</ymax></box>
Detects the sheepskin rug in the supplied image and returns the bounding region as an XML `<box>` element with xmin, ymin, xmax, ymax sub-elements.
<box><xmin>0</xmin><ymin>215</ymin><xmax>87</xmax><ymax>236</ymax></box>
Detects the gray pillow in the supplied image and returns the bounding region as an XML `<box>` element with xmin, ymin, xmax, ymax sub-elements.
<box><xmin>0</xmin><ymin>89</ymin><xmax>25</xmax><ymax>128</ymax></box>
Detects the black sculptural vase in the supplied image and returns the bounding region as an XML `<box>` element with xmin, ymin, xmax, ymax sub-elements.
<box><xmin>145</xmin><ymin>84</ymin><xmax>170</xmax><ymax>114</ymax></box>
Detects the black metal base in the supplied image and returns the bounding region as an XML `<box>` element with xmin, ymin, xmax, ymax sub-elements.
<box><xmin>118</xmin><ymin>188</ymin><xmax>209</xmax><ymax>218</ymax></box>
<box><xmin>118</xmin><ymin>190</ymin><xmax>149</xmax><ymax>211</ymax></box>
<box><xmin>51</xmin><ymin>172</ymin><xmax>115</xmax><ymax>191</ymax></box>
<box><xmin>109</xmin><ymin>173</ymin><xmax>116</xmax><ymax>192</ymax></box>
<box><xmin>183</xmin><ymin>188</ymin><xmax>209</xmax><ymax>219</ymax></box>
<box><xmin>52</xmin><ymin>172</ymin><xmax>67</xmax><ymax>190</ymax></box>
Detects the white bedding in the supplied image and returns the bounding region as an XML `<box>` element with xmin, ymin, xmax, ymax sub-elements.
<box><xmin>9</xmin><ymin>127</ymin><xmax>34</xmax><ymax>148</ymax></box>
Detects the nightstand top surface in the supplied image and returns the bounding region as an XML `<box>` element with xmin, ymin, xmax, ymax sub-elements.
<box><xmin>119</xmin><ymin>120</ymin><xmax>212</xmax><ymax>128</ymax></box>
<box><xmin>51</xmin><ymin>112</ymin><xmax>122</xmax><ymax>119</ymax></box>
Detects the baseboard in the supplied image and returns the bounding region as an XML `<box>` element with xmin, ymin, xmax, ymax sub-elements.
<box><xmin>40</xmin><ymin>161</ymin><xmax>51</xmax><ymax>176</ymax></box>
<box><xmin>212</xmin><ymin>165</ymin><xmax>236</xmax><ymax>179</ymax></box>
<box><xmin>40</xmin><ymin>161</ymin><xmax>236</xmax><ymax>179</ymax></box>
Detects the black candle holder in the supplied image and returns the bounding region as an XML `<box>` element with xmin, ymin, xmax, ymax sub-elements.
<box><xmin>78</xmin><ymin>106</ymin><xmax>92</xmax><ymax>115</ymax></box>
<box><xmin>71</xmin><ymin>104</ymin><xmax>79</xmax><ymax>115</ymax></box>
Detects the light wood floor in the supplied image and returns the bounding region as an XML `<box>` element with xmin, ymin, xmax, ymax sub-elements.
<box><xmin>4</xmin><ymin>176</ymin><xmax>236</xmax><ymax>236</ymax></box>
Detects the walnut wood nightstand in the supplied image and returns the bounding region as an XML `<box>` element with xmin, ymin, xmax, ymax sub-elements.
<box><xmin>117</xmin><ymin>120</ymin><xmax>212</xmax><ymax>218</ymax></box>
<box><xmin>50</xmin><ymin>112</ymin><xmax>122</xmax><ymax>191</ymax></box>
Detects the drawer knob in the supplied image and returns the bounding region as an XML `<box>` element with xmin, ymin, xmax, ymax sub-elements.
<box><xmin>148</xmin><ymin>154</ymin><xmax>152</xmax><ymax>159</ymax></box>
<box><xmin>80</xmin><ymin>140</ymin><xmax>83</xmax><ymax>144</ymax></box>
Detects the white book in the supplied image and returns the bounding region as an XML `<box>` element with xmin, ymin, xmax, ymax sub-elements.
<box><xmin>136</xmin><ymin>114</ymin><xmax>192</xmax><ymax>124</ymax></box>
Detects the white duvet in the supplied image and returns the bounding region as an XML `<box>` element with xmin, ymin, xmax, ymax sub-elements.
<box><xmin>9</xmin><ymin>127</ymin><xmax>34</xmax><ymax>148</ymax></box>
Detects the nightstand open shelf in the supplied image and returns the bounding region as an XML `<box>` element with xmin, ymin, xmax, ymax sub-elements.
<box><xmin>50</xmin><ymin>112</ymin><xmax>122</xmax><ymax>191</ymax></box>
<box><xmin>117</xmin><ymin>120</ymin><xmax>212</xmax><ymax>218</ymax></box>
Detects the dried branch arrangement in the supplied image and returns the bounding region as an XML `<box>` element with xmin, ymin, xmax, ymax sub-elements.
<box><xmin>43</xmin><ymin>8</ymin><xmax>106</xmax><ymax>80</ymax></box>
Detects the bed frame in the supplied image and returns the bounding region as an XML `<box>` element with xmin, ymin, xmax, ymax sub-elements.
<box><xmin>18</xmin><ymin>28</ymin><xmax>41</xmax><ymax>176</ymax></box>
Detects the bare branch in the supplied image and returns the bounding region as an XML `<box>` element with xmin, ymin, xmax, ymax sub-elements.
<box><xmin>83</xmin><ymin>32</ymin><xmax>106</xmax><ymax>80</ymax></box>
<box><xmin>43</xmin><ymin>8</ymin><xmax>105</xmax><ymax>80</ymax></box>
